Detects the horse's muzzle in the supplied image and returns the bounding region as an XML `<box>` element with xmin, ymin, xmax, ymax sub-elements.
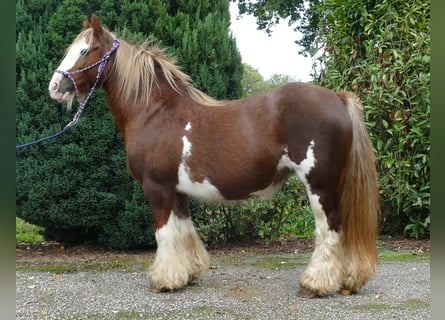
<box><xmin>49</xmin><ymin>75</ymin><xmax>73</xmax><ymax>103</ymax></box>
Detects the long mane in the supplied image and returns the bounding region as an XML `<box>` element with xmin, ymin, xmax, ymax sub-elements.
<box><xmin>100</xmin><ymin>30</ymin><xmax>222</xmax><ymax>107</ymax></box>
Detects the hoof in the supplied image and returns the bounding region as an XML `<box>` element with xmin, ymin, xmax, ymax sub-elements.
<box><xmin>297</xmin><ymin>287</ymin><xmax>319</xmax><ymax>299</ymax></box>
<box><xmin>338</xmin><ymin>288</ymin><xmax>355</xmax><ymax>296</ymax></box>
<box><xmin>150</xmin><ymin>284</ymin><xmax>171</xmax><ymax>293</ymax></box>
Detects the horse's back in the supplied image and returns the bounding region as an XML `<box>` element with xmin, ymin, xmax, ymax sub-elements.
<box><xmin>258</xmin><ymin>82</ymin><xmax>353</xmax><ymax>162</ymax></box>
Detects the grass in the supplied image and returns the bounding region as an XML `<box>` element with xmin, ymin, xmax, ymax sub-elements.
<box><xmin>378</xmin><ymin>249</ymin><xmax>429</xmax><ymax>262</ymax></box>
<box><xmin>62</xmin><ymin>308</ymin><xmax>251</xmax><ymax>320</ymax></box>
<box><xmin>16</xmin><ymin>217</ymin><xmax>44</xmax><ymax>243</ymax></box>
<box><xmin>376</xmin><ymin>240</ymin><xmax>430</xmax><ymax>262</ymax></box>
<box><xmin>16</xmin><ymin>243</ymin><xmax>429</xmax><ymax>274</ymax></box>
<box><xmin>249</xmin><ymin>253</ymin><xmax>310</xmax><ymax>269</ymax></box>
<box><xmin>16</xmin><ymin>256</ymin><xmax>153</xmax><ymax>273</ymax></box>
<box><xmin>352</xmin><ymin>299</ymin><xmax>429</xmax><ymax>312</ymax></box>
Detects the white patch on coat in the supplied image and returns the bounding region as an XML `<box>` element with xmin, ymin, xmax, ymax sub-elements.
<box><xmin>249</xmin><ymin>140</ymin><xmax>343</xmax><ymax>294</ymax></box>
<box><xmin>149</xmin><ymin>212</ymin><xmax>209</xmax><ymax>291</ymax></box>
<box><xmin>299</xmin><ymin>191</ymin><xmax>344</xmax><ymax>295</ymax></box>
<box><xmin>249</xmin><ymin>141</ymin><xmax>315</xmax><ymax>198</ymax></box>
<box><xmin>181</xmin><ymin>136</ymin><xmax>192</xmax><ymax>158</ymax></box>
<box><xmin>277</xmin><ymin>141</ymin><xmax>315</xmax><ymax>185</ymax></box>
<box><xmin>177</xmin><ymin>135</ymin><xmax>224</xmax><ymax>200</ymax></box>
<box><xmin>185</xmin><ymin>122</ymin><xmax>192</xmax><ymax>131</ymax></box>
<box><xmin>279</xmin><ymin>140</ymin><xmax>343</xmax><ymax>294</ymax></box>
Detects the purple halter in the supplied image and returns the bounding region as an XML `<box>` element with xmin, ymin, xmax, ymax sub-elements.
<box><xmin>16</xmin><ymin>39</ymin><xmax>120</xmax><ymax>151</ymax></box>
<box><xmin>55</xmin><ymin>39</ymin><xmax>120</xmax><ymax>127</ymax></box>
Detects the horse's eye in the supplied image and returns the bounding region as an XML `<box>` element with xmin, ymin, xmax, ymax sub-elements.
<box><xmin>80</xmin><ymin>49</ymin><xmax>88</xmax><ymax>56</ymax></box>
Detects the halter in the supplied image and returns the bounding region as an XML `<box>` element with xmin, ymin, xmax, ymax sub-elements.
<box><xmin>55</xmin><ymin>39</ymin><xmax>120</xmax><ymax>127</ymax></box>
<box><xmin>16</xmin><ymin>39</ymin><xmax>120</xmax><ymax>150</ymax></box>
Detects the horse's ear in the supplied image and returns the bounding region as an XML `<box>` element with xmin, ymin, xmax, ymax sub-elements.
<box><xmin>83</xmin><ymin>16</ymin><xmax>91</xmax><ymax>29</ymax></box>
<box><xmin>90</xmin><ymin>14</ymin><xmax>103</xmax><ymax>35</ymax></box>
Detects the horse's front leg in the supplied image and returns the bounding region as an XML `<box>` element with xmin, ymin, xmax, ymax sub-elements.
<box><xmin>144</xmin><ymin>182</ymin><xmax>209</xmax><ymax>292</ymax></box>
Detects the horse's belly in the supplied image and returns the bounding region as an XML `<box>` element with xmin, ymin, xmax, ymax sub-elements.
<box><xmin>249</xmin><ymin>182</ymin><xmax>283</xmax><ymax>199</ymax></box>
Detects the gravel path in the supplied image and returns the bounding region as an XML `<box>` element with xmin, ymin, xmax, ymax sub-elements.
<box><xmin>16</xmin><ymin>254</ymin><xmax>430</xmax><ymax>320</ymax></box>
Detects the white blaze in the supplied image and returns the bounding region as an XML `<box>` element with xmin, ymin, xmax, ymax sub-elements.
<box><xmin>48</xmin><ymin>38</ymin><xmax>89</xmax><ymax>101</ymax></box>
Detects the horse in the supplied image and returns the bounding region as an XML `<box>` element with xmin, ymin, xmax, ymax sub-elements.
<box><xmin>48</xmin><ymin>14</ymin><xmax>379</xmax><ymax>298</ymax></box>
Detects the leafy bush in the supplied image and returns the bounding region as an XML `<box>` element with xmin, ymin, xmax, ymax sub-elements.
<box><xmin>98</xmin><ymin>181</ymin><xmax>154</xmax><ymax>249</ymax></box>
<box><xmin>304</xmin><ymin>0</ymin><xmax>430</xmax><ymax>235</ymax></box>
<box><xmin>404</xmin><ymin>215</ymin><xmax>430</xmax><ymax>240</ymax></box>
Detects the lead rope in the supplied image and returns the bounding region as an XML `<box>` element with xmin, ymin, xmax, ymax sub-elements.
<box><xmin>16</xmin><ymin>39</ymin><xmax>120</xmax><ymax>151</ymax></box>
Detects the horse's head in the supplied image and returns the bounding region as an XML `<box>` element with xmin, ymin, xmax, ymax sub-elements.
<box><xmin>48</xmin><ymin>14</ymin><xmax>116</xmax><ymax>110</ymax></box>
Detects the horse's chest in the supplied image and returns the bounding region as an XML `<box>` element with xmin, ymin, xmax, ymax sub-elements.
<box><xmin>124</xmin><ymin>132</ymin><xmax>182</xmax><ymax>184</ymax></box>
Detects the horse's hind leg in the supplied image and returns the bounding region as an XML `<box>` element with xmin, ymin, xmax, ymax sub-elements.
<box><xmin>145</xmin><ymin>184</ymin><xmax>209</xmax><ymax>292</ymax></box>
<box><xmin>287</xmin><ymin>141</ymin><xmax>345</xmax><ymax>297</ymax></box>
<box><xmin>297</xmin><ymin>186</ymin><xmax>345</xmax><ymax>298</ymax></box>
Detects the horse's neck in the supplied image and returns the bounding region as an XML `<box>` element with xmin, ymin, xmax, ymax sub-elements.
<box><xmin>103</xmin><ymin>78</ymin><xmax>185</xmax><ymax>135</ymax></box>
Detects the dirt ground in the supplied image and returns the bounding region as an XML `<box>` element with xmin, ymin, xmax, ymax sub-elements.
<box><xmin>16</xmin><ymin>236</ymin><xmax>430</xmax><ymax>264</ymax></box>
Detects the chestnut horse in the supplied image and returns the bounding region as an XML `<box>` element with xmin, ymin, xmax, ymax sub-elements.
<box><xmin>48</xmin><ymin>15</ymin><xmax>378</xmax><ymax>297</ymax></box>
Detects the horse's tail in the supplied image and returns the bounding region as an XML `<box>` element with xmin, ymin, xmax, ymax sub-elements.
<box><xmin>338</xmin><ymin>91</ymin><xmax>379</xmax><ymax>293</ymax></box>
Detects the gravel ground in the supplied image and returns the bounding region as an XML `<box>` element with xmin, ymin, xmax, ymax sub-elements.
<box><xmin>16</xmin><ymin>253</ymin><xmax>430</xmax><ymax>320</ymax></box>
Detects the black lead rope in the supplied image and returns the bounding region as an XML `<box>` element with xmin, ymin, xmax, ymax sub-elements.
<box><xmin>16</xmin><ymin>126</ymin><xmax>71</xmax><ymax>152</ymax></box>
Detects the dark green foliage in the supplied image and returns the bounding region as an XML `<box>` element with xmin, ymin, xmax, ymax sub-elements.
<box><xmin>192</xmin><ymin>177</ymin><xmax>314</xmax><ymax>245</ymax></box>
<box><xmin>306</xmin><ymin>0</ymin><xmax>430</xmax><ymax>235</ymax></box>
<box><xmin>98</xmin><ymin>181</ymin><xmax>154</xmax><ymax>249</ymax></box>
<box><xmin>16</xmin><ymin>0</ymin><xmax>243</xmax><ymax>248</ymax></box>
<box><xmin>164</xmin><ymin>1</ymin><xmax>243</xmax><ymax>99</ymax></box>
<box><xmin>17</xmin><ymin>93</ymin><xmax>143</xmax><ymax>247</ymax></box>
<box><xmin>404</xmin><ymin>215</ymin><xmax>430</xmax><ymax>240</ymax></box>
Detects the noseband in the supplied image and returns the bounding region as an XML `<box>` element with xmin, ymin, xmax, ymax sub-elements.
<box><xmin>56</xmin><ymin>39</ymin><xmax>120</xmax><ymax>127</ymax></box>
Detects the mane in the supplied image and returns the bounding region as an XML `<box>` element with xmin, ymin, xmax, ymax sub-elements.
<box><xmin>93</xmin><ymin>30</ymin><xmax>223</xmax><ymax>107</ymax></box>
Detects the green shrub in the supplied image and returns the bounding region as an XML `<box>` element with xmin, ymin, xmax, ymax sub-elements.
<box><xmin>193</xmin><ymin>177</ymin><xmax>314</xmax><ymax>245</ymax></box>
<box><xmin>404</xmin><ymin>215</ymin><xmax>430</xmax><ymax>240</ymax></box>
<box><xmin>16</xmin><ymin>0</ymin><xmax>243</xmax><ymax>249</ymax></box>
<box><xmin>306</xmin><ymin>0</ymin><xmax>430</xmax><ymax>235</ymax></box>
<box><xmin>16</xmin><ymin>93</ymin><xmax>156</xmax><ymax>249</ymax></box>
<box><xmin>98</xmin><ymin>182</ymin><xmax>154</xmax><ymax>249</ymax></box>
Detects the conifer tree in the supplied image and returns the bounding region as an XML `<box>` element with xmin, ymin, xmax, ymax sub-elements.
<box><xmin>16</xmin><ymin>0</ymin><xmax>243</xmax><ymax>248</ymax></box>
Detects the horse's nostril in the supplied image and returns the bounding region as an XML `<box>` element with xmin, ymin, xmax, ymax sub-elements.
<box><xmin>50</xmin><ymin>81</ymin><xmax>59</xmax><ymax>91</ymax></box>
